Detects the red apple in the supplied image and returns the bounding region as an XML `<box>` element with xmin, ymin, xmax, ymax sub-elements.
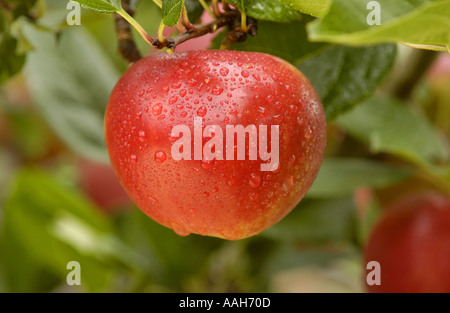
<box><xmin>104</xmin><ymin>50</ymin><xmax>326</xmax><ymax>239</ymax></box>
<box><xmin>78</xmin><ymin>159</ymin><xmax>132</xmax><ymax>213</ymax></box>
<box><xmin>365</xmin><ymin>192</ymin><xmax>450</xmax><ymax>293</ymax></box>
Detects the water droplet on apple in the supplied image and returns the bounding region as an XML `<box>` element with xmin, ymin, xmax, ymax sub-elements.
<box><xmin>169</xmin><ymin>96</ymin><xmax>178</xmax><ymax>104</ymax></box>
<box><xmin>249</xmin><ymin>173</ymin><xmax>261</xmax><ymax>188</ymax></box>
<box><xmin>197</xmin><ymin>106</ymin><xmax>207</xmax><ymax>117</ymax></box>
<box><xmin>212</xmin><ymin>86</ymin><xmax>223</xmax><ymax>95</ymax></box>
<box><xmin>241</xmin><ymin>70</ymin><xmax>250</xmax><ymax>78</ymax></box>
<box><xmin>171</xmin><ymin>223</ymin><xmax>190</xmax><ymax>236</ymax></box>
<box><xmin>152</xmin><ymin>103</ymin><xmax>162</xmax><ymax>116</ymax></box>
<box><xmin>220</xmin><ymin>68</ymin><xmax>229</xmax><ymax>76</ymax></box>
<box><xmin>154</xmin><ymin>150</ymin><xmax>167</xmax><ymax>163</ymax></box>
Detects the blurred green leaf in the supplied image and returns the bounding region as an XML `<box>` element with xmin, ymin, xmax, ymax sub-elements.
<box><xmin>25</xmin><ymin>25</ymin><xmax>119</xmax><ymax>163</ymax></box>
<box><xmin>337</xmin><ymin>95</ymin><xmax>449</xmax><ymax>166</ymax></box>
<box><xmin>71</xmin><ymin>0</ymin><xmax>120</xmax><ymax>13</ymax></box>
<box><xmin>0</xmin><ymin>32</ymin><xmax>26</xmax><ymax>83</ymax></box>
<box><xmin>308</xmin><ymin>0</ymin><xmax>450</xmax><ymax>52</ymax></box>
<box><xmin>280</xmin><ymin>0</ymin><xmax>331</xmax><ymax>17</ymax></box>
<box><xmin>162</xmin><ymin>0</ymin><xmax>183</xmax><ymax>27</ymax></box>
<box><xmin>184</xmin><ymin>0</ymin><xmax>204</xmax><ymax>22</ymax></box>
<box><xmin>116</xmin><ymin>208</ymin><xmax>223</xmax><ymax>290</ymax></box>
<box><xmin>299</xmin><ymin>44</ymin><xmax>397</xmax><ymax>120</ymax></box>
<box><xmin>0</xmin><ymin>169</ymin><xmax>118</xmax><ymax>291</ymax></box>
<box><xmin>228</xmin><ymin>0</ymin><xmax>304</xmax><ymax>22</ymax></box>
<box><xmin>263</xmin><ymin>198</ymin><xmax>357</xmax><ymax>244</ymax></box>
<box><xmin>4</xmin><ymin>0</ymin><xmax>39</xmax><ymax>20</ymax></box>
<box><xmin>307</xmin><ymin>158</ymin><xmax>412</xmax><ymax>198</ymax></box>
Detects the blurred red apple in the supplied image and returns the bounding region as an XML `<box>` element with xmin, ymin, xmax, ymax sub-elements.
<box><xmin>365</xmin><ymin>192</ymin><xmax>450</xmax><ymax>293</ymax></box>
<box><xmin>78</xmin><ymin>159</ymin><xmax>132</xmax><ymax>213</ymax></box>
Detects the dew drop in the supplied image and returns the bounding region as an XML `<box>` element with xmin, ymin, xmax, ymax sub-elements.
<box><xmin>152</xmin><ymin>103</ymin><xmax>162</xmax><ymax>116</ymax></box>
<box><xmin>138</xmin><ymin>130</ymin><xmax>146</xmax><ymax>142</ymax></box>
<box><xmin>162</xmin><ymin>85</ymin><xmax>170</xmax><ymax>93</ymax></box>
<box><xmin>179</xmin><ymin>89</ymin><xmax>187</xmax><ymax>97</ymax></box>
<box><xmin>154</xmin><ymin>150</ymin><xmax>167</xmax><ymax>163</ymax></box>
<box><xmin>266</xmin><ymin>95</ymin><xmax>274</xmax><ymax>104</ymax></box>
<box><xmin>251</xmin><ymin>85</ymin><xmax>261</xmax><ymax>92</ymax></box>
<box><xmin>171</xmin><ymin>82</ymin><xmax>181</xmax><ymax>89</ymax></box>
<box><xmin>169</xmin><ymin>96</ymin><xmax>178</xmax><ymax>104</ymax></box>
<box><xmin>187</xmin><ymin>79</ymin><xmax>198</xmax><ymax>86</ymax></box>
<box><xmin>241</xmin><ymin>70</ymin><xmax>250</xmax><ymax>78</ymax></box>
<box><xmin>220</xmin><ymin>68</ymin><xmax>229</xmax><ymax>76</ymax></box>
<box><xmin>197</xmin><ymin>106</ymin><xmax>207</xmax><ymax>117</ymax></box>
<box><xmin>249</xmin><ymin>173</ymin><xmax>262</xmax><ymax>188</ymax></box>
<box><xmin>130</xmin><ymin>154</ymin><xmax>137</xmax><ymax>162</ymax></box>
<box><xmin>258</xmin><ymin>107</ymin><xmax>269</xmax><ymax>119</ymax></box>
<box><xmin>202</xmin><ymin>191</ymin><xmax>210</xmax><ymax>198</ymax></box>
<box><xmin>172</xmin><ymin>223</ymin><xmax>190</xmax><ymax>236</ymax></box>
<box><xmin>252</xmin><ymin>74</ymin><xmax>261</xmax><ymax>81</ymax></box>
<box><xmin>212</xmin><ymin>86</ymin><xmax>224</xmax><ymax>95</ymax></box>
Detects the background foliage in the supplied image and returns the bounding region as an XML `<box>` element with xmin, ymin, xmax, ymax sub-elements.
<box><xmin>0</xmin><ymin>0</ymin><xmax>449</xmax><ymax>292</ymax></box>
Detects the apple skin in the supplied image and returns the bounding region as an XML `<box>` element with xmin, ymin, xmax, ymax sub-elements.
<box><xmin>365</xmin><ymin>193</ymin><xmax>450</xmax><ymax>293</ymax></box>
<box><xmin>104</xmin><ymin>50</ymin><xmax>326</xmax><ymax>240</ymax></box>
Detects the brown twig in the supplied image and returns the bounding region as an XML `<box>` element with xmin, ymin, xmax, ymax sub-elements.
<box><xmin>151</xmin><ymin>10</ymin><xmax>242</xmax><ymax>49</ymax></box>
<box><xmin>114</xmin><ymin>0</ymin><xmax>141</xmax><ymax>64</ymax></box>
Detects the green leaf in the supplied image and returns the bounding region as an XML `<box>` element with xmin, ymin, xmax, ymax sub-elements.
<box><xmin>213</xmin><ymin>22</ymin><xmax>396</xmax><ymax>120</ymax></box>
<box><xmin>263</xmin><ymin>198</ymin><xmax>357</xmax><ymax>244</ymax></box>
<box><xmin>184</xmin><ymin>0</ymin><xmax>204</xmax><ymax>22</ymax></box>
<box><xmin>280</xmin><ymin>0</ymin><xmax>331</xmax><ymax>17</ymax></box>
<box><xmin>71</xmin><ymin>0</ymin><xmax>120</xmax><ymax>13</ymax></box>
<box><xmin>299</xmin><ymin>44</ymin><xmax>397</xmax><ymax>120</ymax></box>
<box><xmin>306</xmin><ymin>158</ymin><xmax>412</xmax><ymax>198</ymax></box>
<box><xmin>0</xmin><ymin>32</ymin><xmax>26</xmax><ymax>83</ymax></box>
<box><xmin>1</xmin><ymin>169</ymin><xmax>116</xmax><ymax>291</ymax></box>
<box><xmin>336</xmin><ymin>95</ymin><xmax>449</xmax><ymax>166</ymax></box>
<box><xmin>308</xmin><ymin>0</ymin><xmax>450</xmax><ymax>52</ymax></box>
<box><xmin>212</xmin><ymin>20</ymin><xmax>327</xmax><ymax>64</ymax></box>
<box><xmin>162</xmin><ymin>0</ymin><xmax>183</xmax><ymax>27</ymax></box>
<box><xmin>25</xmin><ymin>25</ymin><xmax>119</xmax><ymax>163</ymax></box>
<box><xmin>228</xmin><ymin>0</ymin><xmax>304</xmax><ymax>22</ymax></box>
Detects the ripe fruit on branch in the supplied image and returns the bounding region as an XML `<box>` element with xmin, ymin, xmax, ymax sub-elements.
<box><xmin>365</xmin><ymin>193</ymin><xmax>450</xmax><ymax>293</ymax></box>
<box><xmin>105</xmin><ymin>50</ymin><xmax>326</xmax><ymax>240</ymax></box>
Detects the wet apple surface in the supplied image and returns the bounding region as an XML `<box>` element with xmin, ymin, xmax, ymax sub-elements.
<box><xmin>105</xmin><ymin>50</ymin><xmax>326</xmax><ymax>240</ymax></box>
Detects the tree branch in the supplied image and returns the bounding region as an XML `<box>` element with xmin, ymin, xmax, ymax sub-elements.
<box><xmin>114</xmin><ymin>0</ymin><xmax>141</xmax><ymax>64</ymax></box>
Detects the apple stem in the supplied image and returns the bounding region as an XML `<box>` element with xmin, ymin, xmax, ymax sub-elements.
<box><xmin>117</xmin><ymin>9</ymin><xmax>153</xmax><ymax>45</ymax></box>
<box><xmin>212</xmin><ymin>0</ymin><xmax>222</xmax><ymax>17</ymax></box>
<box><xmin>113</xmin><ymin>0</ymin><xmax>142</xmax><ymax>64</ymax></box>
<box><xmin>157</xmin><ymin>21</ymin><xmax>166</xmax><ymax>43</ymax></box>
<box><xmin>181</xmin><ymin>3</ymin><xmax>193</xmax><ymax>30</ymax></box>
